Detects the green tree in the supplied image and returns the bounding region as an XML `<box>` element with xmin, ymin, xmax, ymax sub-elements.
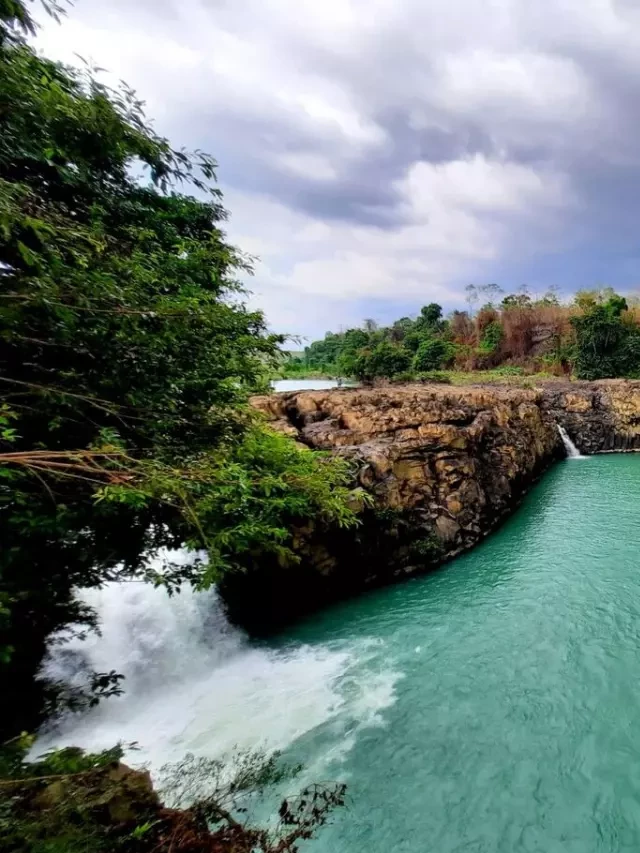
<box><xmin>501</xmin><ymin>293</ymin><xmax>532</xmax><ymax>310</ymax></box>
<box><xmin>336</xmin><ymin>327</ymin><xmax>370</xmax><ymax>376</ymax></box>
<box><xmin>304</xmin><ymin>331</ymin><xmax>344</xmax><ymax>372</ymax></box>
<box><xmin>0</xmin><ymin>0</ymin><xmax>358</xmax><ymax>737</ymax></box>
<box><xmin>412</xmin><ymin>338</ymin><xmax>453</xmax><ymax>372</ymax></box>
<box><xmin>571</xmin><ymin>294</ymin><xmax>639</xmax><ymax>379</ymax></box>
<box><xmin>478</xmin><ymin>321</ymin><xmax>504</xmax><ymax>354</ymax></box>
<box><xmin>415</xmin><ymin>303</ymin><xmax>443</xmax><ymax>331</ymax></box>
<box><xmin>354</xmin><ymin>342</ymin><xmax>411</xmax><ymax>381</ymax></box>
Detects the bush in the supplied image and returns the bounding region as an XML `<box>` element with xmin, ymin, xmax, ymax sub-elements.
<box><xmin>415</xmin><ymin>371</ymin><xmax>452</xmax><ymax>384</ymax></box>
<box><xmin>492</xmin><ymin>365</ymin><xmax>525</xmax><ymax>376</ymax></box>
<box><xmin>390</xmin><ymin>370</ymin><xmax>416</xmax><ymax>383</ymax></box>
<box><xmin>0</xmin><ymin>739</ymin><xmax>346</xmax><ymax>853</ymax></box>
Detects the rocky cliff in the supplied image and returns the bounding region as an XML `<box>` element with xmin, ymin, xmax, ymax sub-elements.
<box><xmin>544</xmin><ymin>380</ymin><xmax>640</xmax><ymax>453</ymax></box>
<box><xmin>222</xmin><ymin>380</ymin><xmax>640</xmax><ymax>630</ymax></box>
<box><xmin>255</xmin><ymin>383</ymin><xmax>563</xmax><ymax>553</ymax></box>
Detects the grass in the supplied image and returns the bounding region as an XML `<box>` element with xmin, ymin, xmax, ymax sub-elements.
<box><xmin>270</xmin><ymin>367</ymin><xmax>573</xmax><ymax>387</ymax></box>
<box><xmin>443</xmin><ymin>369</ymin><xmax>570</xmax><ymax>386</ymax></box>
<box><xmin>271</xmin><ymin>369</ymin><xmax>340</xmax><ymax>380</ymax></box>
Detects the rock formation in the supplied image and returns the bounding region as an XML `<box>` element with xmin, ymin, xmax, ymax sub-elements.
<box><xmin>544</xmin><ymin>380</ymin><xmax>640</xmax><ymax>453</ymax></box>
<box><xmin>222</xmin><ymin>380</ymin><xmax>640</xmax><ymax>630</ymax></box>
<box><xmin>255</xmin><ymin>383</ymin><xmax>562</xmax><ymax>552</ymax></box>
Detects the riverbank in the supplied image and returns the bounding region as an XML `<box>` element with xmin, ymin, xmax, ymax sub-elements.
<box><xmin>229</xmin><ymin>380</ymin><xmax>640</xmax><ymax>630</ymax></box>
<box><xmin>271</xmin><ymin>369</ymin><xmax>340</xmax><ymax>381</ymax></box>
<box><xmin>33</xmin><ymin>456</ymin><xmax>640</xmax><ymax>853</ymax></box>
<box><xmin>271</xmin><ymin>368</ymin><xmax>568</xmax><ymax>390</ymax></box>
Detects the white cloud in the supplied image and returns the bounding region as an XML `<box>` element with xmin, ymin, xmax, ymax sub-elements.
<box><xmin>225</xmin><ymin>152</ymin><xmax>572</xmax><ymax>331</ymax></box>
<box><xmin>434</xmin><ymin>51</ymin><xmax>588</xmax><ymax>123</ymax></box>
<box><xmin>401</xmin><ymin>156</ymin><xmax>570</xmax><ymax>217</ymax></box>
<box><xmin>31</xmin><ymin>0</ymin><xmax>640</xmax><ymax>336</ymax></box>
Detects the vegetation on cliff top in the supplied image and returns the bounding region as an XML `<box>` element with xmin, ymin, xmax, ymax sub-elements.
<box><xmin>0</xmin><ymin>0</ymin><xmax>360</xmax><ymax>741</ymax></box>
<box><xmin>282</xmin><ymin>286</ymin><xmax>640</xmax><ymax>383</ymax></box>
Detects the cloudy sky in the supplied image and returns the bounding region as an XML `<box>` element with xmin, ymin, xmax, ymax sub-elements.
<box><xmin>34</xmin><ymin>0</ymin><xmax>640</xmax><ymax>340</ymax></box>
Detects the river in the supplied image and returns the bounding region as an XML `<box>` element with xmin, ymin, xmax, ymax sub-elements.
<box><xmin>38</xmin><ymin>454</ymin><xmax>640</xmax><ymax>852</ymax></box>
<box><xmin>271</xmin><ymin>379</ymin><xmax>353</xmax><ymax>391</ymax></box>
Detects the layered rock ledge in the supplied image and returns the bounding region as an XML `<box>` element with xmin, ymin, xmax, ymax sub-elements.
<box><xmin>222</xmin><ymin>381</ymin><xmax>640</xmax><ymax>630</ymax></box>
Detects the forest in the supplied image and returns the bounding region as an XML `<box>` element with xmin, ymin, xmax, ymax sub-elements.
<box><xmin>284</xmin><ymin>285</ymin><xmax>640</xmax><ymax>382</ymax></box>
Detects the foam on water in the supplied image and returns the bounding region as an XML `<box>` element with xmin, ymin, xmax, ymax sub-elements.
<box><xmin>37</xmin><ymin>563</ymin><xmax>400</xmax><ymax>774</ymax></box>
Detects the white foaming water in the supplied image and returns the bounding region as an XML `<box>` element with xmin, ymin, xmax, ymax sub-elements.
<box><xmin>37</xmin><ymin>561</ymin><xmax>399</xmax><ymax>775</ymax></box>
<box><xmin>557</xmin><ymin>424</ymin><xmax>585</xmax><ymax>458</ymax></box>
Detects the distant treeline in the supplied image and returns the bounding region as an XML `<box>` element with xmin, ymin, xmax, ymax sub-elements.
<box><xmin>282</xmin><ymin>286</ymin><xmax>640</xmax><ymax>382</ymax></box>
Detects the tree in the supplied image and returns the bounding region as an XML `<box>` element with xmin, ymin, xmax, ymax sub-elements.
<box><xmin>412</xmin><ymin>338</ymin><xmax>453</xmax><ymax>372</ymax></box>
<box><xmin>573</xmin><ymin>287</ymin><xmax>618</xmax><ymax>312</ymax></box>
<box><xmin>571</xmin><ymin>294</ymin><xmax>638</xmax><ymax>379</ymax></box>
<box><xmin>416</xmin><ymin>303</ymin><xmax>443</xmax><ymax>328</ymax></box>
<box><xmin>501</xmin><ymin>292</ymin><xmax>532</xmax><ymax>310</ymax></box>
<box><xmin>478</xmin><ymin>321</ymin><xmax>504</xmax><ymax>354</ymax></box>
<box><xmin>354</xmin><ymin>342</ymin><xmax>411</xmax><ymax>381</ymax></box>
<box><xmin>389</xmin><ymin>316</ymin><xmax>414</xmax><ymax>343</ymax></box>
<box><xmin>336</xmin><ymin>327</ymin><xmax>370</xmax><ymax>375</ymax></box>
<box><xmin>450</xmin><ymin>310</ymin><xmax>474</xmax><ymax>343</ymax></box>
<box><xmin>0</xmin><ymin>0</ymin><xmax>358</xmax><ymax>737</ymax></box>
<box><xmin>464</xmin><ymin>284</ymin><xmax>479</xmax><ymax>316</ymax></box>
<box><xmin>478</xmin><ymin>283</ymin><xmax>503</xmax><ymax>308</ymax></box>
<box><xmin>537</xmin><ymin>286</ymin><xmax>560</xmax><ymax>306</ymax></box>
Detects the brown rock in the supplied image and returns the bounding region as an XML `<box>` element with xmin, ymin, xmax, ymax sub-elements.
<box><xmin>230</xmin><ymin>379</ymin><xmax>640</xmax><ymax>631</ymax></box>
<box><xmin>255</xmin><ymin>382</ymin><xmax>561</xmax><ymax>559</ymax></box>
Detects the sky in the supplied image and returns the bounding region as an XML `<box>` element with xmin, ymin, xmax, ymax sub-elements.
<box><xmin>33</xmin><ymin>0</ymin><xmax>640</xmax><ymax>341</ymax></box>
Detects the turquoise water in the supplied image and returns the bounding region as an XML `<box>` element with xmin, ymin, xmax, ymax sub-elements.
<box><xmin>43</xmin><ymin>455</ymin><xmax>640</xmax><ymax>852</ymax></box>
<box><xmin>276</xmin><ymin>455</ymin><xmax>640</xmax><ymax>852</ymax></box>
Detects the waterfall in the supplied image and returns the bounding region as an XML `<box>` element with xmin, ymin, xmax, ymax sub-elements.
<box><xmin>557</xmin><ymin>424</ymin><xmax>584</xmax><ymax>459</ymax></box>
<box><xmin>35</xmin><ymin>552</ymin><xmax>399</xmax><ymax>773</ymax></box>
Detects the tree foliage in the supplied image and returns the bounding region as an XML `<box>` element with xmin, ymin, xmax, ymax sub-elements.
<box><xmin>571</xmin><ymin>295</ymin><xmax>640</xmax><ymax>379</ymax></box>
<box><xmin>294</xmin><ymin>303</ymin><xmax>456</xmax><ymax>381</ymax></box>
<box><xmin>478</xmin><ymin>320</ymin><xmax>504</xmax><ymax>354</ymax></box>
<box><xmin>287</xmin><ymin>284</ymin><xmax>640</xmax><ymax>381</ymax></box>
<box><xmin>0</xmin><ymin>0</ymin><xmax>359</xmax><ymax>738</ymax></box>
<box><xmin>412</xmin><ymin>338</ymin><xmax>453</xmax><ymax>372</ymax></box>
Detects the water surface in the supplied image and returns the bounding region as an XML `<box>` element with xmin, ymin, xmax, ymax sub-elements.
<box><xmin>42</xmin><ymin>456</ymin><xmax>640</xmax><ymax>852</ymax></box>
<box><xmin>271</xmin><ymin>378</ymin><xmax>354</xmax><ymax>392</ymax></box>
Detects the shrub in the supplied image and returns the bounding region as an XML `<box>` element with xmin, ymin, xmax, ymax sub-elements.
<box><xmin>492</xmin><ymin>365</ymin><xmax>525</xmax><ymax>376</ymax></box>
<box><xmin>390</xmin><ymin>370</ymin><xmax>416</xmax><ymax>383</ymax></box>
<box><xmin>415</xmin><ymin>371</ymin><xmax>452</xmax><ymax>384</ymax></box>
<box><xmin>0</xmin><ymin>740</ymin><xmax>346</xmax><ymax>853</ymax></box>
